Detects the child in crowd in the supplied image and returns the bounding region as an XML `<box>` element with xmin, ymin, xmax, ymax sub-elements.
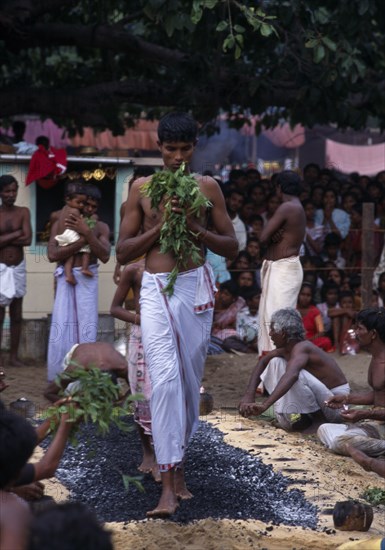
<box><xmin>297</xmin><ymin>282</ymin><xmax>333</xmax><ymax>352</ymax></box>
<box><xmin>336</xmin><ymin>291</ymin><xmax>359</xmax><ymax>355</ymax></box>
<box><xmin>236</xmin><ymin>286</ymin><xmax>261</xmax><ymax>352</ymax></box>
<box><xmin>301</xmin><ymin>199</ymin><xmax>324</xmax><ymax>256</ymax></box>
<box><xmin>54</xmin><ymin>183</ymin><xmax>94</xmax><ymax>285</ymax></box>
<box><xmin>316</xmin><ymin>280</ymin><xmax>340</xmax><ymax>345</ymax></box>
<box><xmin>321</xmin><ymin>232</ymin><xmax>346</xmax><ymax>269</ymax></box>
<box><xmin>232</xmin><ymin>270</ymin><xmax>257</xmax><ymax>298</ymax></box>
<box><xmin>246</xmin><ymin>235</ymin><xmax>262</xmax><ymax>286</ymax></box>
<box><xmin>210</xmin><ymin>280</ymin><xmax>251</xmax><ymax>353</ymax></box>
<box><xmin>248</xmin><ymin>214</ymin><xmax>264</xmax><ymax>239</ymax></box>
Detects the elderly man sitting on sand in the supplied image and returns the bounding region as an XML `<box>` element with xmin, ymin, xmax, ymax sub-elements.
<box><xmin>239</xmin><ymin>308</ymin><xmax>350</xmax><ymax>433</ymax></box>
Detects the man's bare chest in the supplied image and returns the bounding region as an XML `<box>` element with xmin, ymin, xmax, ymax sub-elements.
<box><xmin>0</xmin><ymin>210</ymin><xmax>22</xmax><ymax>234</ymax></box>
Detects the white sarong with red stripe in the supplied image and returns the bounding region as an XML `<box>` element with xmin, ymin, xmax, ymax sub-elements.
<box><xmin>140</xmin><ymin>263</ymin><xmax>216</xmax><ymax>472</ymax></box>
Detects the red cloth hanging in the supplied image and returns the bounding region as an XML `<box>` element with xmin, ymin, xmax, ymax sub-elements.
<box><xmin>26</xmin><ymin>145</ymin><xmax>67</xmax><ymax>188</ymax></box>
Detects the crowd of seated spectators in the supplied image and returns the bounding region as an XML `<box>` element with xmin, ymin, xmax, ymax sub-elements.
<box><xmin>206</xmin><ymin>164</ymin><xmax>385</xmax><ymax>355</ymax></box>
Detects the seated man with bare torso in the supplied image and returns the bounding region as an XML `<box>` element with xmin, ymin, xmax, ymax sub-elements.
<box><xmin>239</xmin><ymin>308</ymin><xmax>349</xmax><ymax>433</ymax></box>
<box><xmin>319</xmin><ymin>307</ymin><xmax>385</xmax><ymax>457</ymax></box>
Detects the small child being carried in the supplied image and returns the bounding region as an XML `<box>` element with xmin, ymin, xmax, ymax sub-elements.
<box><xmin>55</xmin><ymin>182</ymin><xmax>96</xmax><ymax>285</ymax></box>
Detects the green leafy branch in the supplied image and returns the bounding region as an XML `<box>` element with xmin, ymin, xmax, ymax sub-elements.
<box><xmin>42</xmin><ymin>364</ymin><xmax>136</xmax><ymax>445</ymax></box>
<box><xmin>142</xmin><ymin>162</ymin><xmax>211</xmax><ymax>296</ymax></box>
<box><xmin>363</xmin><ymin>486</ymin><xmax>385</xmax><ymax>506</ymax></box>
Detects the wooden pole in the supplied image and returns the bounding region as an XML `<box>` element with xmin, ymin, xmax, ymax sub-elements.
<box><xmin>361</xmin><ymin>203</ymin><xmax>375</xmax><ymax>309</ymax></box>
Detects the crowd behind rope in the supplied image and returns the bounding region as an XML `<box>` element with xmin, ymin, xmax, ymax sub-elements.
<box><xmin>207</xmin><ymin>163</ymin><xmax>385</xmax><ymax>355</ymax></box>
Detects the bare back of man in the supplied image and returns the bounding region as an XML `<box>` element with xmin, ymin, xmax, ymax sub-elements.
<box><xmin>263</xmin><ymin>200</ymin><xmax>306</xmax><ymax>261</ymax></box>
<box><xmin>44</xmin><ymin>342</ymin><xmax>128</xmax><ymax>402</ymax></box>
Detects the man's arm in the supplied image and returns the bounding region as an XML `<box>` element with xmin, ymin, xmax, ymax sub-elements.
<box><xmin>239</xmin><ymin>348</ymin><xmax>284</xmax><ymax>415</ymax></box>
<box><xmin>340</xmin><ymin>407</ymin><xmax>385</xmax><ymax>423</ymax></box>
<box><xmin>47</xmin><ymin>220</ymin><xmax>85</xmax><ymax>263</ymax></box>
<box><xmin>65</xmin><ymin>216</ymin><xmax>111</xmax><ymax>264</ymax></box>
<box><xmin>326</xmin><ymin>390</ymin><xmax>375</xmax><ymax>409</ymax></box>
<box><xmin>260</xmin><ymin>203</ymin><xmax>287</xmax><ymax>245</ymax></box>
<box><xmin>248</xmin><ymin>351</ymin><xmax>308</xmax><ymax>416</ymax></box>
<box><xmin>191</xmin><ymin>178</ymin><xmax>238</xmax><ymax>260</ymax></box>
<box><xmin>11</xmin><ymin>208</ymin><xmax>32</xmax><ymax>246</ymax></box>
<box><xmin>32</xmin><ymin>413</ymin><xmax>73</xmax><ymax>481</ymax></box>
<box><xmin>116</xmin><ymin>179</ymin><xmax>161</xmax><ymax>265</ymax></box>
<box><xmin>110</xmin><ymin>268</ymin><xmax>137</xmax><ymax>324</ymax></box>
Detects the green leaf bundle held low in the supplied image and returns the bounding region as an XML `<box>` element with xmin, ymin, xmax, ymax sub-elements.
<box><xmin>142</xmin><ymin>163</ymin><xmax>212</xmax><ymax>296</ymax></box>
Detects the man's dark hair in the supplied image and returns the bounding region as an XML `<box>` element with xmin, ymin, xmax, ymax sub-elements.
<box><xmin>28</xmin><ymin>502</ymin><xmax>113</xmax><ymax>550</ymax></box>
<box><xmin>36</xmin><ymin>135</ymin><xmax>50</xmax><ymax>149</ymax></box>
<box><xmin>0</xmin><ymin>174</ymin><xmax>17</xmax><ymax>192</ymax></box>
<box><xmin>356</xmin><ymin>307</ymin><xmax>385</xmax><ymax>343</ymax></box>
<box><xmin>0</xmin><ymin>408</ymin><xmax>37</xmax><ymax>488</ymax></box>
<box><xmin>157</xmin><ymin>111</ymin><xmax>198</xmax><ymax>144</ymax></box>
<box><xmin>84</xmin><ymin>184</ymin><xmax>102</xmax><ymax>201</ymax></box>
<box><xmin>276</xmin><ymin>170</ymin><xmax>302</xmax><ymax>197</ymax></box>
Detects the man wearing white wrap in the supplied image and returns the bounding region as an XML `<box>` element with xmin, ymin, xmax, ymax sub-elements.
<box><xmin>258</xmin><ymin>171</ymin><xmax>306</xmax><ymax>355</ymax></box>
<box><xmin>117</xmin><ymin>112</ymin><xmax>238</xmax><ymax>518</ymax></box>
<box><xmin>239</xmin><ymin>308</ymin><xmax>349</xmax><ymax>433</ymax></box>
<box><xmin>0</xmin><ymin>175</ymin><xmax>32</xmax><ymax>367</ymax></box>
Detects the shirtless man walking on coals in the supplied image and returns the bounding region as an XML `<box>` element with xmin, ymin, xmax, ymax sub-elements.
<box><xmin>117</xmin><ymin>112</ymin><xmax>238</xmax><ymax>518</ymax></box>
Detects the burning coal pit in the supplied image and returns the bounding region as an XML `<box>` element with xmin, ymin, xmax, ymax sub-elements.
<box><xmin>47</xmin><ymin>419</ymin><xmax>318</xmax><ymax>527</ymax></box>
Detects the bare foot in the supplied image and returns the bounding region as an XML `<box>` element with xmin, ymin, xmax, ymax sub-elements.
<box><xmin>81</xmin><ymin>269</ymin><xmax>94</xmax><ymax>278</ymax></box>
<box><xmin>151</xmin><ymin>464</ymin><xmax>161</xmax><ymax>483</ymax></box>
<box><xmin>138</xmin><ymin>455</ymin><xmax>155</xmax><ymax>474</ymax></box>
<box><xmin>345</xmin><ymin>444</ymin><xmax>373</xmax><ymax>471</ymax></box>
<box><xmin>175</xmin><ymin>469</ymin><xmax>193</xmax><ymax>500</ymax></box>
<box><xmin>66</xmin><ymin>276</ymin><xmax>77</xmax><ymax>285</ymax></box>
<box><xmin>146</xmin><ymin>493</ymin><xmax>179</xmax><ymax>518</ymax></box>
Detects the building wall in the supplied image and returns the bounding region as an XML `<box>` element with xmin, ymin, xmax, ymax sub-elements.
<box><xmin>0</xmin><ymin>156</ymin><xmax>160</xmax><ymax>319</ymax></box>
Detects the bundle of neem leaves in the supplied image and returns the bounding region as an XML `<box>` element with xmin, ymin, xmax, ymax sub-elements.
<box><xmin>42</xmin><ymin>365</ymin><xmax>136</xmax><ymax>445</ymax></box>
<box><xmin>142</xmin><ymin>162</ymin><xmax>212</xmax><ymax>296</ymax></box>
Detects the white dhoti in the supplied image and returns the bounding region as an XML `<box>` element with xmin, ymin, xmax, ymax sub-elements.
<box><xmin>0</xmin><ymin>260</ymin><xmax>27</xmax><ymax>307</ymax></box>
<box><xmin>127</xmin><ymin>324</ymin><xmax>152</xmax><ymax>436</ymax></box>
<box><xmin>261</xmin><ymin>357</ymin><xmax>350</xmax><ymax>427</ymax></box>
<box><xmin>140</xmin><ymin>263</ymin><xmax>215</xmax><ymax>471</ymax></box>
<box><xmin>258</xmin><ymin>256</ymin><xmax>303</xmax><ymax>354</ymax></box>
<box><xmin>318</xmin><ymin>421</ymin><xmax>385</xmax><ymax>456</ymax></box>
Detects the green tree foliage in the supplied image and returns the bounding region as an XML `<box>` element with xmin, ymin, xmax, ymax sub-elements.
<box><xmin>0</xmin><ymin>0</ymin><xmax>384</xmax><ymax>132</ymax></box>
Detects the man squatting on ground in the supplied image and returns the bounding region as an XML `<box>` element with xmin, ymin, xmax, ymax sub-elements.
<box><xmin>116</xmin><ymin>112</ymin><xmax>238</xmax><ymax>517</ymax></box>
<box><xmin>0</xmin><ymin>174</ymin><xmax>32</xmax><ymax>367</ymax></box>
<box><xmin>319</xmin><ymin>307</ymin><xmax>385</xmax><ymax>458</ymax></box>
<box><xmin>239</xmin><ymin>308</ymin><xmax>350</xmax><ymax>433</ymax></box>
<box><xmin>258</xmin><ymin>171</ymin><xmax>305</xmax><ymax>355</ymax></box>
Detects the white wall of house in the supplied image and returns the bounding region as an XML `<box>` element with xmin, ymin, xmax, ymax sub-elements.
<box><xmin>0</xmin><ymin>155</ymin><xmax>162</xmax><ymax>320</ymax></box>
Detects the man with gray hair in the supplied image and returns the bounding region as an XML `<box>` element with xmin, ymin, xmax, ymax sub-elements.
<box><xmin>239</xmin><ymin>308</ymin><xmax>349</xmax><ymax>432</ymax></box>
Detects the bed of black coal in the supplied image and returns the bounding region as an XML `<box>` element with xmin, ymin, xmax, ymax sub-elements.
<box><xmin>45</xmin><ymin>419</ymin><xmax>318</xmax><ymax>527</ymax></box>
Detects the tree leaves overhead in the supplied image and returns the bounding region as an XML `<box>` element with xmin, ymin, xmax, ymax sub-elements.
<box><xmin>0</xmin><ymin>0</ymin><xmax>384</xmax><ymax>132</ymax></box>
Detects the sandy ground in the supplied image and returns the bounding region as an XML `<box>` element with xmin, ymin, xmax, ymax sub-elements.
<box><xmin>2</xmin><ymin>350</ymin><xmax>385</xmax><ymax>550</ymax></box>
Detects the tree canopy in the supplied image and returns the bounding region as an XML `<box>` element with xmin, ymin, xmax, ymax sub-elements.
<box><xmin>1</xmin><ymin>0</ymin><xmax>384</xmax><ymax>134</ymax></box>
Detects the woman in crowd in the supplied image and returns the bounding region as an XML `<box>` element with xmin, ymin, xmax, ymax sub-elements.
<box><xmin>297</xmin><ymin>282</ymin><xmax>333</xmax><ymax>352</ymax></box>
